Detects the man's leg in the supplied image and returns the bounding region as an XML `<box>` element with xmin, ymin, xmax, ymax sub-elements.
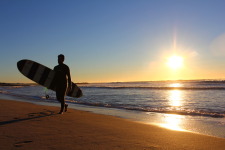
<box><xmin>59</xmin><ymin>85</ymin><xmax>67</xmax><ymax>114</ymax></box>
<box><xmin>56</xmin><ymin>88</ymin><xmax>65</xmax><ymax>114</ymax></box>
<box><xmin>65</xmin><ymin>104</ymin><xmax>68</xmax><ymax>112</ymax></box>
<box><xmin>59</xmin><ymin>97</ymin><xmax>65</xmax><ymax>114</ymax></box>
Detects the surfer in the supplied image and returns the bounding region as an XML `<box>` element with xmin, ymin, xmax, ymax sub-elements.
<box><xmin>54</xmin><ymin>54</ymin><xmax>72</xmax><ymax>114</ymax></box>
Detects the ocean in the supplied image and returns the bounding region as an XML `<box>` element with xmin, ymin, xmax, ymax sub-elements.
<box><xmin>0</xmin><ymin>80</ymin><xmax>225</xmax><ymax>138</ymax></box>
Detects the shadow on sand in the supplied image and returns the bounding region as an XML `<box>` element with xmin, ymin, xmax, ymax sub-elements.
<box><xmin>0</xmin><ymin>109</ymin><xmax>57</xmax><ymax>126</ymax></box>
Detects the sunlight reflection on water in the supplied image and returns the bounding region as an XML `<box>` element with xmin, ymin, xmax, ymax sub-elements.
<box><xmin>168</xmin><ymin>90</ymin><xmax>183</xmax><ymax>107</ymax></box>
<box><xmin>169</xmin><ymin>83</ymin><xmax>182</xmax><ymax>87</ymax></box>
<box><xmin>158</xmin><ymin>114</ymin><xmax>187</xmax><ymax>131</ymax></box>
<box><xmin>159</xmin><ymin>84</ymin><xmax>186</xmax><ymax>131</ymax></box>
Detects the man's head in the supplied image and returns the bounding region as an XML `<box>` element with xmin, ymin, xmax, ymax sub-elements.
<box><xmin>58</xmin><ymin>54</ymin><xmax>65</xmax><ymax>64</ymax></box>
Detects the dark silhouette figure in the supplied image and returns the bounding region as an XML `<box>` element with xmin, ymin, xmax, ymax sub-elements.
<box><xmin>54</xmin><ymin>54</ymin><xmax>72</xmax><ymax>114</ymax></box>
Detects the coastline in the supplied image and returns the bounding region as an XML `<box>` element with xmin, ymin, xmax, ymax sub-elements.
<box><xmin>1</xmin><ymin>92</ymin><xmax>225</xmax><ymax>139</ymax></box>
<box><xmin>1</xmin><ymin>99</ymin><xmax>225</xmax><ymax>150</ymax></box>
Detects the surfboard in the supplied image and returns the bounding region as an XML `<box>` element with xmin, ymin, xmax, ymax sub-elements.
<box><xmin>17</xmin><ymin>59</ymin><xmax>83</xmax><ymax>98</ymax></box>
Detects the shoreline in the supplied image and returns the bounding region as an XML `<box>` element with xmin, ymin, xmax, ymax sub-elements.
<box><xmin>1</xmin><ymin>93</ymin><xmax>225</xmax><ymax>139</ymax></box>
<box><xmin>1</xmin><ymin>98</ymin><xmax>225</xmax><ymax>149</ymax></box>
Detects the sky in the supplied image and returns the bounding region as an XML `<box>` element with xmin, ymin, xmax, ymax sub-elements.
<box><xmin>1</xmin><ymin>0</ymin><xmax>225</xmax><ymax>83</ymax></box>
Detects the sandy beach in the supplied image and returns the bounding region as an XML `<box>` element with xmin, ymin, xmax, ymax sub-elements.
<box><xmin>0</xmin><ymin>99</ymin><xmax>225</xmax><ymax>150</ymax></box>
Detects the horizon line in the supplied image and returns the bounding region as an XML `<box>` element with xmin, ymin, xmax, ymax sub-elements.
<box><xmin>2</xmin><ymin>78</ymin><xmax>225</xmax><ymax>85</ymax></box>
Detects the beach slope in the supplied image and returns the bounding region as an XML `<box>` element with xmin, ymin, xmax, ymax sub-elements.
<box><xmin>0</xmin><ymin>99</ymin><xmax>225</xmax><ymax>150</ymax></box>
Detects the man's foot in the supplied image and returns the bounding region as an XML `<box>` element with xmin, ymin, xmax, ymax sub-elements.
<box><xmin>58</xmin><ymin>111</ymin><xmax>63</xmax><ymax>114</ymax></box>
<box><xmin>65</xmin><ymin>104</ymin><xmax>68</xmax><ymax>112</ymax></box>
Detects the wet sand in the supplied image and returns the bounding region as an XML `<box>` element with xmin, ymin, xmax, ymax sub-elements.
<box><xmin>0</xmin><ymin>99</ymin><xmax>225</xmax><ymax>150</ymax></box>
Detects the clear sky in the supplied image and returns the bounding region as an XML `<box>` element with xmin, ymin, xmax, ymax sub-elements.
<box><xmin>1</xmin><ymin>0</ymin><xmax>225</xmax><ymax>83</ymax></box>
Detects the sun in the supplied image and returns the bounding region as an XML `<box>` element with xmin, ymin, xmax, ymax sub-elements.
<box><xmin>167</xmin><ymin>55</ymin><xmax>184</xmax><ymax>70</ymax></box>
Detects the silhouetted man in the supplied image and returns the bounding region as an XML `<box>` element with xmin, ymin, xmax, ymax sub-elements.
<box><xmin>54</xmin><ymin>54</ymin><xmax>71</xmax><ymax>114</ymax></box>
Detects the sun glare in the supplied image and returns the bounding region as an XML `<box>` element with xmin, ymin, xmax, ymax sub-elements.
<box><xmin>159</xmin><ymin>114</ymin><xmax>186</xmax><ymax>131</ymax></box>
<box><xmin>167</xmin><ymin>55</ymin><xmax>184</xmax><ymax>70</ymax></box>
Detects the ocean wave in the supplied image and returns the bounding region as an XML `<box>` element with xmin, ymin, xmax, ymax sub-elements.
<box><xmin>2</xmin><ymin>81</ymin><xmax>225</xmax><ymax>90</ymax></box>
<box><xmin>68</xmin><ymin>100</ymin><xmax>225</xmax><ymax>118</ymax></box>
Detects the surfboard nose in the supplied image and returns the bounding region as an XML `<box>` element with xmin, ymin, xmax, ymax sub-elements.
<box><xmin>17</xmin><ymin>60</ymin><xmax>26</xmax><ymax>71</ymax></box>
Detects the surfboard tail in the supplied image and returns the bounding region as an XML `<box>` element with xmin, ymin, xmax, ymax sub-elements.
<box><xmin>76</xmin><ymin>89</ymin><xmax>83</xmax><ymax>98</ymax></box>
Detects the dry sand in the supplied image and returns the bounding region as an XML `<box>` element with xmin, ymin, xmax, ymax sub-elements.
<box><xmin>0</xmin><ymin>99</ymin><xmax>225</xmax><ymax>150</ymax></box>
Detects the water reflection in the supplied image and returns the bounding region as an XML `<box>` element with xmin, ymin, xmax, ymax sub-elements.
<box><xmin>168</xmin><ymin>90</ymin><xmax>183</xmax><ymax>107</ymax></box>
<box><xmin>159</xmin><ymin>86</ymin><xmax>185</xmax><ymax>131</ymax></box>
<box><xmin>169</xmin><ymin>83</ymin><xmax>182</xmax><ymax>88</ymax></box>
<box><xmin>159</xmin><ymin>114</ymin><xmax>186</xmax><ymax>131</ymax></box>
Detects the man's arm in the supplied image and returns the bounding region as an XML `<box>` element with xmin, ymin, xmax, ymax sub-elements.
<box><xmin>67</xmin><ymin>66</ymin><xmax>72</xmax><ymax>88</ymax></box>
